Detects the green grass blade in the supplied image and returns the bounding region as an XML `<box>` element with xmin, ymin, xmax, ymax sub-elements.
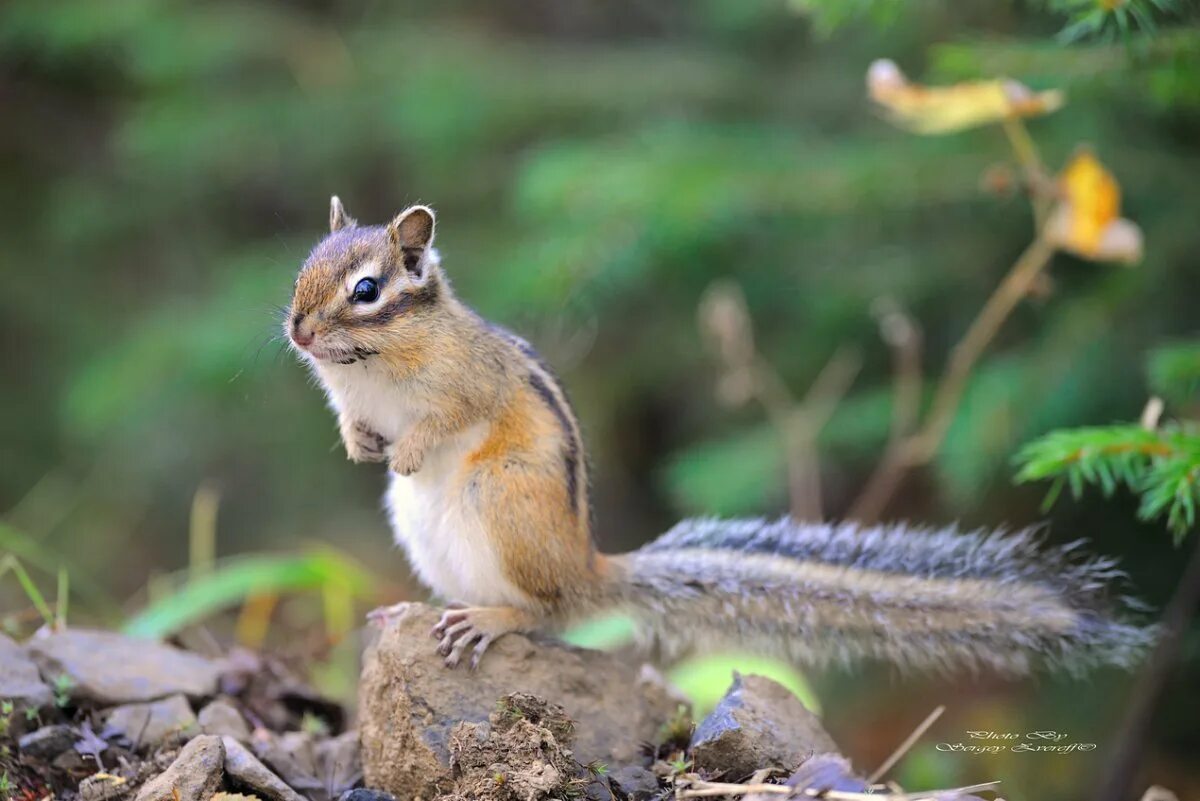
<box><xmin>122</xmin><ymin>549</ymin><xmax>375</xmax><ymax>638</ymax></box>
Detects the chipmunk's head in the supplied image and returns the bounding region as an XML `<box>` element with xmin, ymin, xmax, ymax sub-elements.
<box><xmin>287</xmin><ymin>197</ymin><xmax>443</xmax><ymax>364</ymax></box>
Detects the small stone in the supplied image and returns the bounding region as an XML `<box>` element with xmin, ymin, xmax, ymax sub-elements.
<box><xmin>338</xmin><ymin>790</ymin><xmax>396</xmax><ymax>801</ymax></box>
<box><xmin>28</xmin><ymin>629</ymin><xmax>220</xmax><ymax>705</ymax></box>
<box><xmin>199</xmin><ymin>697</ymin><xmax>252</xmax><ymax>741</ymax></box>
<box><xmin>17</xmin><ymin>724</ymin><xmax>77</xmax><ymax>760</ymax></box>
<box><xmin>222</xmin><ymin>736</ymin><xmax>306</xmax><ymax>801</ymax></box>
<box><xmin>690</xmin><ymin>673</ymin><xmax>838</xmax><ymax>781</ymax></box>
<box><xmin>316</xmin><ymin>731</ymin><xmax>362</xmax><ymax>798</ymax></box>
<box><xmin>786</xmin><ymin>754</ymin><xmax>868</xmax><ymax>793</ymax></box>
<box><xmin>253</xmin><ymin>731</ymin><xmax>326</xmax><ymax>799</ymax></box>
<box><xmin>102</xmin><ymin>694</ymin><xmax>197</xmax><ymax>751</ymax></box>
<box><xmin>132</xmin><ymin>734</ymin><xmax>225</xmax><ymax>801</ymax></box>
<box><xmin>582</xmin><ymin>777</ymin><xmax>612</xmax><ymax>801</ymax></box>
<box><xmin>0</xmin><ymin>633</ymin><xmax>53</xmax><ymax>711</ymax></box>
<box><xmin>608</xmin><ymin>766</ymin><xmax>660</xmax><ymax>801</ymax></box>
<box><xmin>52</xmin><ymin>748</ymin><xmax>90</xmax><ymax>772</ymax></box>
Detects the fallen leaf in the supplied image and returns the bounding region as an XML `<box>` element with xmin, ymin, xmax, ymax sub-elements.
<box><xmin>867</xmin><ymin>59</ymin><xmax>1064</xmax><ymax>134</ymax></box>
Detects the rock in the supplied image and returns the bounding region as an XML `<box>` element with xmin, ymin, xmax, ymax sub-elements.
<box><xmin>17</xmin><ymin>724</ymin><xmax>77</xmax><ymax>760</ymax></box>
<box><xmin>199</xmin><ymin>698</ymin><xmax>252</xmax><ymax>741</ymax></box>
<box><xmin>581</xmin><ymin>777</ymin><xmax>612</xmax><ymax>801</ymax></box>
<box><xmin>52</xmin><ymin>748</ymin><xmax>91</xmax><ymax>772</ymax></box>
<box><xmin>102</xmin><ymin>694</ymin><xmax>198</xmax><ymax>750</ymax></box>
<box><xmin>80</xmin><ymin>773</ymin><xmax>132</xmax><ymax>801</ymax></box>
<box><xmin>253</xmin><ymin>731</ymin><xmax>324</xmax><ymax>797</ymax></box>
<box><xmin>339</xmin><ymin>792</ymin><xmax>394</xmax><ymax>801</ymax></box>
<box><xmin>316</xmin><ymin>731</ymin><xmax>362</xmax><ymax>797</ymax></box>
<box><xmin>608</xmin><ymin>766</ymin><xmax>661</xmax><ymax>801</ymax></box>
<box><xmin>358</xmin><ymin>604</ymin><xmax>681</xmax><ymax>801</ymax></box>
<box><xmin>0</xmin><ymin>633</ymin><xmax>53</xmax><ymax>710</ymax></box>
<box><xmin>252</xmin><ymin>730</ymin><xmax>357</xmax><ymax>801</ymax></box>
<box><xmin>690</xmin><ymin>674</ymin><xmax>837</xmax><ymax>781</ymax></box>
<box><xmin>785</xmin><ymin>754</ymin><xmax>868</xmax><ymax>793</ymax></box>
<box><xmin>444</xmin><ymin>693</ymin><xmax>582</xmax><ymax>801</ymax></box>
<box><xmin>28</xmin><ymin>629</ymin><xmax>221</xmax><ymax>705</ymax></box>
<box><xmin>133</xmin><ymin>734</ymin><xmax>225</xmax><ymax>801</ymax></box>
<box><xmin>222</xmin><ymin>736</ymin><xmax>306</xmax><ymax>801</ymax></box>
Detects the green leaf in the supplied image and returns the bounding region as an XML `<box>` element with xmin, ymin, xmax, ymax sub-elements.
<box><xmin>562</xmin><ymin>612</ymin><xmax>638</xmax><ymax>650</ymax></box>
<box><xmin>122</xmin><ymin>548</ymin><xmax>375</xmax><ymax>638</ymax></box>
<box><xmin>667</xmin><ymin>653</ymin><xmax>821</xmax><ymax>716</ymax></box>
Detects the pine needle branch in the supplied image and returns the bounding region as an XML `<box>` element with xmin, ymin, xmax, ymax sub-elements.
<box><xmin>1014</xmin><ymin>422</ymin><xmax>1200</xmax><ymax>542</ymax></box>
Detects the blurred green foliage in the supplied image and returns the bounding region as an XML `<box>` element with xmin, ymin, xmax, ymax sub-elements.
<box><xmin>2</xmin><ymin>0</ymin><xmax>1199</xmax><ymax>794</ymax></box>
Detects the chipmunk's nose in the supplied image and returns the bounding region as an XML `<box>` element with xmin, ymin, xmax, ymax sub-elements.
<box><xmin>291</xmin><ymin>313</ymin><xmax>315</xmax><ymax>347</ymax></box>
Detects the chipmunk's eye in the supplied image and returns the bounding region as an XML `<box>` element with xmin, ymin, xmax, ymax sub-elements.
<box><xmin>351</xmin><ymin>277</ymin><xmax>380</xmax><ymax>304</ymax></box>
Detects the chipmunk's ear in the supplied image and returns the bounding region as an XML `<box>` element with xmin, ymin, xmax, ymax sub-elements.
<box><xmin>388</xmin><ymin>205</ymin><xmax>436</xmax><ymax>276</ymax></box>
<box><xmin>329</xmin><ymin>195</ymin><xmax>357</xmax><ymax>232</ymax></box>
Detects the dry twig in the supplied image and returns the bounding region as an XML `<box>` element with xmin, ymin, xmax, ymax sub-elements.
<box><xmin>675</xmin><ymin>775</ymin><xmax>999</xmax><ymax>801</ymax></box>
<box><xmin>867</xmin><ymin>705</ymin><xmax>945</xmax><ymax>785</ymax></box>
<box><xmin>699</xmin><ymin>281</ymin><xmax>861</xmax><ymax>521</ymax></box>
<box><xmin>850</xmin><ymin>235</ymin><xmax>1057</xmax><ymax>523</ymax></box>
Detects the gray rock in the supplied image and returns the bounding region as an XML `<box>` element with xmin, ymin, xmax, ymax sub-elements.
<box><xmin>103</xmin><ymin>694</ymin><xmax>198</xmax><ymax>750</ymax></box>
<box><xmin>582</xmin><ymin>778</ymin><xmax>612</xmax><ymax>801</ymax></box>
<box><xmin>786</xmin><ymin>754</ymin><xmax>868</xmax><ymax>793</ymax></box>
<box><xmin>17</xmin><ymin>724</ymin><xmax>77</xmax><ymax>760</ymax></box>
<box><xmin>132</xmin><ymin>734</ymin><xmax>225</xmax><ymax>801</ymax></box>
<box><xmin>28</xmin><ymin>629</ymin><xmax>220</xmax><ymax>705</ymax></box>
<box><xmin>222</xmin><ymin>736</ymin><xmax>305</xmax><ymax>801</ymax></box>
<box><xmin>690</xmin><ymin>673</ymin><xmax>837</xmax><ymax>780</ymax></box>
<box><xmin>316</xmin><ymin>731</ymin><xmax>362</xmax><ymax>798</ymax></box>
<box><xmin>608</xmin><ymin>766</ymin><xmax>661</xmax><ymax>801</ymax></box>
<box><xmin>253</xmin><ymin>731</ymin><xmax>328</xmax><ymax>800</ymax></box>
<box><xmin>250</xmin><ymin>729</ymin><xmax>359</xmax><ymax>801</ymax></box>
<box><xmin>358</xmin><ymin>604</ymin><xmax>683</xmax><ymax>801</ymax></box>
<box><xmin>0</xmin><ymin>633</ymin><xmax>53</xmax><ymax>710</ymax></box>
<box><xmin>198</xmin><ymin>697</ymin><xmax>251</xmax><ymax>741</ymax></box>
<box><xmin>338</xmin><ymin>791</ymin><xmax>394</xmax><ymax>801</ymax></box>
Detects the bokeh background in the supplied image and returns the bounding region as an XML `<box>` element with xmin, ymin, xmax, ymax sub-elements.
<box><xmin>2</xmin><ymin>1</ymin><xmax>1199</xmax><ymax>799</ymax></box>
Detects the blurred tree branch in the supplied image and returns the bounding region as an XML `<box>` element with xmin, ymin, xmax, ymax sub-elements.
<box><xmin>850</xmin><ymin>235</ymin><xmax>1057</xmax><ymax>522</ymax></box>
<box><xmin>699</xmin><ymin>282</ymin><xmax>861</xmax><ymax>521</ymax></box>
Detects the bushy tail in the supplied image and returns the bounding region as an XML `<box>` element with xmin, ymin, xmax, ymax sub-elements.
<box><xmin>603</xmin><ymin>518</ymin><xmax>1155</xmax><ymax>675</ymax></box>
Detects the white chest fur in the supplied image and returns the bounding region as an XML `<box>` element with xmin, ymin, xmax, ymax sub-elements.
<box><xmin>384</xmin><ymin>426</ymin><xmax>529</xmax><ymax>609</ymax></box>
<box><xmin>315</xmin><ymin>360</ymin><xmax>420</xmax><ymax>441</ymax></box>
<box><xmin>313</xmin><ymin>360</ymin><xmax>527</xmax><ymax>608</ymax></box>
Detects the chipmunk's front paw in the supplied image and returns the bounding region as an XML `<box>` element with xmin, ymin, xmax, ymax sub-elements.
<box><xmin>389</xmin><ymin>438</ymin><xmax>426</xmax><ymax>476</ymax></box>
<box><xmin>344</xmin><ymin>420</ymin><xmax>390</xmax><ymax>463</ymax></box>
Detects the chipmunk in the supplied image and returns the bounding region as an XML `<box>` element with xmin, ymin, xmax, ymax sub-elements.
<box><xmin>286</xmin><ymin>197</ymin><xmax>1154</xmax><ymax>673</ymax></box>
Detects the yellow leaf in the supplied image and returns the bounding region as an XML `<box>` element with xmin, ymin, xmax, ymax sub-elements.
<box><xmin>867</xmin><ymin>59</ymin><xmax>1064</xmax><ymax>135</ymax></box>
<box><xmin>1046</xmin><ymin>150</ymin><xmax>1143</xmax><ymax>264</ymax></box>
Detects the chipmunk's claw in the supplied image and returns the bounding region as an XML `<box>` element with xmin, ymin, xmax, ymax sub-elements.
<box><xmin>429</xmin><ymin>603</ymin><xmax>468</xmax><ymax>639</ymax></box>
<box><xmin>430</xmin><ymin>606</ymin><xmax>507</xmax><ymax>669</ymax></box>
